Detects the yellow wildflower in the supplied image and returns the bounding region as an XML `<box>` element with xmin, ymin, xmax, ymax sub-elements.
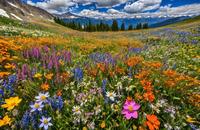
<box><xmin>100</xmin><ymin>121</ymin><xmax>106</xmax><ymax>128</ymax></box>
<box><xmin>34</xmin><ymin>73</ymin><xmax>42</xmax><ymax>79</ymax></box>
<box><xmin>4</xmin><ymin>63</ymin><xmax>15</xmax><ymax>69</ymax></box>
<box><xmin>1</xmin><ymin>97</ymin><xmax>22</xmax><ymax>111</ymax></box>
<box><xmin>59</xmin><ymin>59</ymin><xmax>65</xmax><ymax>66</ymax></box>
<box><xmin>186</xmin><ymin>117</ymin><xmax>198</xmax><ymax>123</ymax></box>
<box><xmin>44</xmin><ymin>73</ymin><xmax>53</xmax><ymax>80</ymax></box>
<box><xmin>82</xmin><ymin>127</ymin><xmax>88</xmax><ymax>130</ymax></box>
<box><xmin>0</xmin><ymin>115</ymin><xmax>11</xmax><ymax>127</ymax></box>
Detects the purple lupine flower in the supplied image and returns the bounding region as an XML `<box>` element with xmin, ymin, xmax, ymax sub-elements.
<box><xmin>50</xmin><ymin>96</ymin><xmax>63</xmax><ymax>111</ymax></box>
<box><xmin>73</xmin><ymin>68</ymin><xmax>83</xmax><ymax>82</ymax></box>
<box><xmin>21</xmin><ymin>111</ymin><xmax>31</xmax><ymax>129</ymax></box>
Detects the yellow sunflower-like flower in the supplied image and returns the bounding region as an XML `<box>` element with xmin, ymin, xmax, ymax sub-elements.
<box><xmin>34</xmin><ymin>73</ymin><xmax>42</xmax><ymax>79</ymax></box>
<box><xmin>1</xmin><ymin>97</ymin><xmax>22</xmax><ymax>111</ymax></box>
<box><xmin>0</xmin><ymin>115</ymin><xmax>11</xmax><ymax>127</ymax></box>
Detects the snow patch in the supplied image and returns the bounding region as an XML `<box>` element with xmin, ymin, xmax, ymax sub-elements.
<box><xmin>7</xmin><ymin>2</ymin><xmax>19</xmax><ymax>9</ymax></box>
<box><xmin>0</xmin><ymin>9</ymin><xmax>9</xmax><ymax>18</ymax></box>
<box><xmin>11</xmin><ymin>13</ymin><xmax>23</xmax><ymax>21</ymax></box>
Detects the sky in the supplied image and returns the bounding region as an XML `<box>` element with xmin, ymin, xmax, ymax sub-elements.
<box><xmin>25</xmin><ymin>0</ymin><xmax>200</xmax><ymax>19</ymax></box>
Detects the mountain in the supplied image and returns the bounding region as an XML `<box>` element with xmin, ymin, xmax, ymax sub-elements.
<box><xmin>150</xmin><ymin>16</ymin><xmax>192</xmax><ymax>27</ymax></box>
<box><xmin>0</xmin><ymin>0</ymin><xmax>53</xmax><ymax>21</ymax></box>
<box><xmin>62</xmin><ymin>16</ymin><xmax>170</xmax><ymax>29</ymax></box>
<box><xmin>61</xmin><ymin>14</ymin><xmax>197</xmax><ymax>29</ymax></box>
<box><xmin>55</xmin><ymin>12</ymin><xmax>80</xmax><ymax>19</ymax></box>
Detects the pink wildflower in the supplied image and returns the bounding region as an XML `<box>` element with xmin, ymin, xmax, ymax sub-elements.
<box><xmin>122</xmin><ymin>98</ymin><xmax>140</xmax><ymax>120</ymax></box>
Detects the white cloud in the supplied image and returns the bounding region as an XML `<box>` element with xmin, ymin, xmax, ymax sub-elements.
<box><xmin>72</xmin><ymin>0</ymin><xmax>94</xmax><ymax>5</ymax></box>
<box><xmin>26</xmin><ymin>0</ymin><xmax>200</xmax><ymax>18</ymax></box>
<box><xmin>77</xmin><ymin>3</ymin><xmax>200</xmax><ymax>19</ymax></box>
<box><xmin>95</xmin><ymin>0</ymin><xmax>128</xmax><ymax>7</ymax></box>
<box><xmin>27</xmin><ymin>0</ymin><xmax>129</xmax><ymax>13</ymax></box>
<box><xmin>107</xmin><ymin>9</ymin><xmax>120</xmax><ymax>14</ymax></box>
<box><xmin>27</xmin><ymin>0</ymin><xmax>75</xmax><ymax>14</ymax></box>
<box><xmin>124</xmin><ymin>0</ymin><xmax>162</xmax><ymax>13</ymax></box>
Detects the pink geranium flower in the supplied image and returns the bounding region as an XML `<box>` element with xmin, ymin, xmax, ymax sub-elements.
<box><xmin>122</xmin><ymin>98</ymin><xmax>140</xmax><ymax>120</ymax></box>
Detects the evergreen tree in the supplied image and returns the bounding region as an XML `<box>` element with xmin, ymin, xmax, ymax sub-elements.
<box><xmin>99</xmin><ymin>21</ymin><xmax>103</xmax><ymax>31</ymax></box>
<box><xmin>143</xmin><ymin>23</ymin><xmax>149</xmax><ymax>29</ymax></box>
<box><xmin>112</xmin><ymin>20</ymin><xmax>119</xmax><ymax>31</ymax></box>
<box><xmin>136</xmin><ymin>23</ymin><xmax>142</xmax><ymax>30</ymax></box>
<box><xmin>121</xmin><ymin>22</ymin><xmax>125</xmax><ymax>31</ymax></box>
<box><xmin>128</xmin><ymin>24</ymin><xmax>133</xmax><ymax>30</ymax></box>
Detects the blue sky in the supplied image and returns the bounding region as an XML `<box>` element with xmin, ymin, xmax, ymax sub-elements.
<box><xmin>25</xmin><ymin>0</ymin><xmax>200</xmax><ymax>19</ymax></box>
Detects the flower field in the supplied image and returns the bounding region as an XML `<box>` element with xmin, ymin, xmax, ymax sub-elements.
<box><xmin>0</xmin><ymin>25</ymin><xmax>200</xmax><ymax>130</ymax></box>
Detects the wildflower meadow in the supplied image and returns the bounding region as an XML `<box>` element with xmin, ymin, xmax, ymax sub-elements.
<box><xmin>0</xmin><ymin>20</ymin><xmax>200</xmax><ymax>130</ymax></box>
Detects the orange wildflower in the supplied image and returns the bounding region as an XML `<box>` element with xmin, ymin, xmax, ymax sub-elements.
<box><xmin>109</xmin><ymin>71</ymin><xmax>114</xmax><ymax>77</ymax></box>
<box><xmin>145</xmin><ymin>114</ymin><xmax>160</xmax><ymax>130</ymax></box>
<box><xmin>126</xmin><ymin>96</ymin><xmax>133</xmax><ymax>101</ymax></box>
<box><xmin>0</xmin><ymin>72</ymin><xmax>10</xmax><ymax>78</ymax></box>
<box><xmin>97</xmin><ymin>63</ymin><xmax>106</xmax><ymax>72</ymax></box>
<box><xmin>143</xmin><ymin>92</ymin><xmax>155</xmax><ymax>102</ymax></box>
<box><xmin>88</xmin><ymin>69</ymin><xmax>98</xmax><ymax>77</ymax></box>
<box><xmin>135</xmin><ymin>70</ymin><xmax>150</xmax><ymax>79</ymax></box>
<box><xmin>60</xmin><ymin>72</ymin><xmax>70</xmax><ymax>83</ymax></box>
<box><xmin>100</xmin><ymin>121</ymin><xmax>106</xmax><ymax>128</ymax></box>
<box><xmin>165</xmin><ymin>80</ymin><xmax>176</xmax><ymax>87</ymax></box>
<box><xmin>126</xmin><ymin>56</ymin><xmax>143</xmax><ymax>67</ymax></box>
<box><xmin>163</xmin><ymin>70</ymin><xmax>177</xmax><ymax>77</ymax></box>
<box><xmin>144</xmin><ymin>61</ymin><xmax>162</xmax><ymax>69</ymax></box>
<box><xmin>41</xmin><ymin>83</ymin><xmax>50</xmax><ymax>91</ymax></box>
<box><xmin>44</xmin><ymin>73</ymin><xmax>53</xmax><ymax>80</ymax></box>
<box><xmin>57</xmin><ymin>90</ymin><xmax>62</xmax><ymax>96</ymax></box>
<box><xmin>115</xmin><ymin>67</ymin><xmax>125</xmax><ymax>74</ymax></box>
<box><xmin>140</xmin><ymin>80</ymin><xmax>152</xmax><ymax>87</ymax></box>
<box><xmin>134</xmin><ymin>93</ymin><xmax>143</xmax><ymax>100</ymax></box>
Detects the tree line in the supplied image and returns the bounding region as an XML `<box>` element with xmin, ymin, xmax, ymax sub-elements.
<box><xmin>54</xmin><ymin>17</ymin><xmax>149</xmax><ymax>32</ymax></box>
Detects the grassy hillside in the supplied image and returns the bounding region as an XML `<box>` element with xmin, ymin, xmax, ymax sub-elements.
<box><xmin>0</xmin><ymin>14</ymin><xmax>200</xmax><ymax>130</ymax></box>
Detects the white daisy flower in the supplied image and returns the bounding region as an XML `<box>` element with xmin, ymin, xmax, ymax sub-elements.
<box><xmin>106</xmin><ymin>91</ymin><xmax>117</xmax><ymax>101</ymax></box>
<box><xmin>72</xmin><ymin>106</ymin><xmax>81</xmax><ymax>115</ymax></box>
<box><xmin>35</xmin><ymin>92</ymin><xmax>49</xmax><ymax>103</ymax></box>
<box><xmin>39</xmin><ymin>116</ymin><xmax>52</xmax><ymax>130</ymax></box>
<box><xmin>30</xmin><ymin>102</ymin><xmax>44</xmax><ymax>112</ymax></box>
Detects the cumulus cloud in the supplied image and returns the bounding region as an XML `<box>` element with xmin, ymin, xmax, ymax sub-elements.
<box><xmin>27</xmin><ymin>0</ymin><xmax>129</xmax><ymax>13</ymax></box>
<box><xmin>27</xmin><ymin>0</ymin><xmax>75</xmax><ymax>14</ymax></box>
<box><xmin>107</xmin><ymin>9</ymin><xmax>120</xmax><ymax>14</ymax></box>
<box><xmin>95</xmin><ymin>0</ymin><xmax>128</xmax><ymax>7</ymax></box>
<box><xmin>124</xmin><ymin>0</ymin><xmax>162</xmax><ymax>13</ymax></box>
<box><xmin>77</xmin><ymin>3</ymin><xmax>200</xmax><ymax>19</ymax></box>
<box><xmin>26</xmin><ymin>0</ymin><xmax>200</xmax><ymax>18</ymax></box>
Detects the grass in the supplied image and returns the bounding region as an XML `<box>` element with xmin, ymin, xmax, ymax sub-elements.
<box><xmin>0</xmin><ymin>16</ymin><xmax>200</xmax><ymax>129</ymax></box>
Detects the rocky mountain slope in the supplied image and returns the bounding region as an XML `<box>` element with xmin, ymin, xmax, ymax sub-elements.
<box><xmin>0</xmin><ymin>0</ymin><xmax>53</xmax><ymax>21</ymax></box>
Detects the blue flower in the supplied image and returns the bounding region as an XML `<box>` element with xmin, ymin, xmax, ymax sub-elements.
<box><xmin>8</xmin><ymin>75</ymin><xmax>17</xmax><ymax>84</ymax></box>
<box><xmin>128</xmin><ymin>67</ymin><xmax>132</xmax><ymax>77</ymax></box>
<box><xmin>50</xmin><ymin>96</ymin><xmax>63</xmax><ymax>111</ymax></box>
<box><xmin>73</xmin><ymin>68</ymin><xmax>83</xmax><ymax>82</ymax></box>
<box><xmin>101</xmin><ymin>79</ymin><xmax>107</xmax><ymax>96</ymax></box>
<box><xmin>21</xmin><ymin>111</ymin><xmax>31</xmax><ymax>129</ymax></box>
<box><xmin>128</xmin><ymin>48</ymin><xmax>142</xmax><ymax>53</ymax></box>
<box><xmin>0</xmin><ymin>88</ymin><xmax>4</xmax><ymax>97</ymax></box>
<box><xmin>189</xmin><ymin>124</ymin><xmax>198</xmax><ymax>130</ymax></box>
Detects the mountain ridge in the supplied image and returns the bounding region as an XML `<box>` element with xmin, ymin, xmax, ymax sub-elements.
<box><xmin>0</xmin><ymin>0</ymin><xmax>53</xmax><ymax>21</ymax></box>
